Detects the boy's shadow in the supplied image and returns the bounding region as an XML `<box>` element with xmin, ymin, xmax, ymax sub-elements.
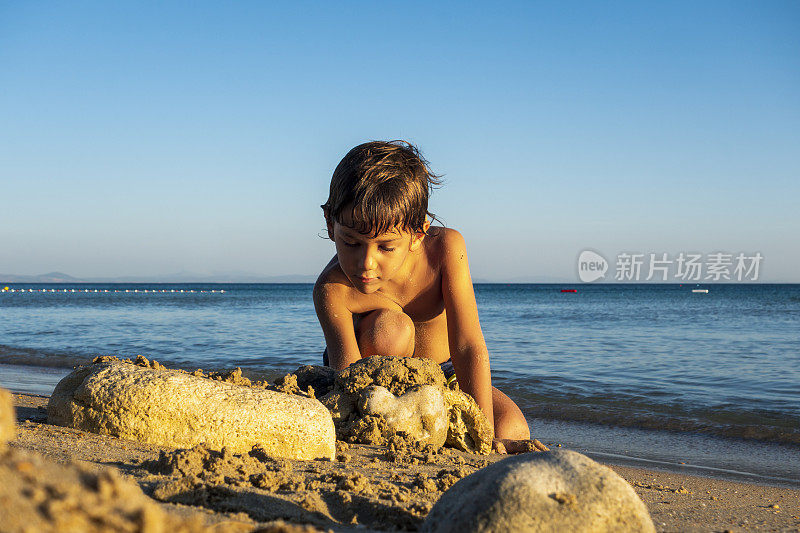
<box><xmin>15</xmin><ymin>405</ymin><xmax>48</xmax><ymax>423</ymax></box>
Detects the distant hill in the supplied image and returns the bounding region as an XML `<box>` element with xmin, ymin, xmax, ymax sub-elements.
<box><xmin>0</xmin><ymin>271</ymin><xmax>317</xmax><ymax>283</ymax></box>
<box><xmin>0</xmin><ymin>272</ymin><xmax>82</xmax><ymax>283</ymax></box>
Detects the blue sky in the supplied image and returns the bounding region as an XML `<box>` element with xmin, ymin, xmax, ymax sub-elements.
<box><xmin>1</xmin><ymin>2</ymin><xmax>798</xmax><ymax>281</ymax></box>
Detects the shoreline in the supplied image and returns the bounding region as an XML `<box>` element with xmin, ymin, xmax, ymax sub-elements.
<box><xmin>8</xmin><ymin>392</ymin><xmax>800</xmax><ymax>532</ymax></box>
<box><xmin>532</xmin><ymin>418</ymin><xmax>800</xmax><ymax>489</ymax></box>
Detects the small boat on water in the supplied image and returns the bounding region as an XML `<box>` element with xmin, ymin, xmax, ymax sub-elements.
<box><xmin>692</xmin><ymin>289</ymin><xmax>709</xmax><ymax>293</ymax></box>
<box><xmin>561</xmin><ymin>289</ymin><xmax>577</xmax><ymax>293</ymax></box>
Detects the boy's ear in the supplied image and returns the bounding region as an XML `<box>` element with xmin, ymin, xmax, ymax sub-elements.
<box><xmin>326</xmin><ymin>219</ymin><xmax>335</xmax><ymax>241</ymax></box>
<box><xmin>409</xmin><ymin>220</ymin><xmax>431</xmax><ymax>251</ymax></box>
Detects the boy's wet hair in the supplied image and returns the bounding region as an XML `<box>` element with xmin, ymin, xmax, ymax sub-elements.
<box><xmin>322</xmin><ymin>140</ymin><xmax>441</xmax><ymax>236</ymax></box>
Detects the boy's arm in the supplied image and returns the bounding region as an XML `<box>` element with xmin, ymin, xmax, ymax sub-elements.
<box><xmin>440</xmin><ymin>229</ymin><xmax>494</xmax><ymax>436</ymax></box>
<box><xmin>313</xmin><ymin>281</ymin><xmax>362</xmax><ymax>370</ymax></box>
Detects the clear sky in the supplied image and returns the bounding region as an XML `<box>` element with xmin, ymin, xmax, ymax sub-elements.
<box><xmin>1</xmin><ymin>2</ymin><xmax>798</xmax><ymax>282</ymax></box>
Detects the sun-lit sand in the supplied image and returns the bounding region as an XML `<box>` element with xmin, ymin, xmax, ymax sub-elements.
<box><xmin>6</xmin><ymin>392</ymin><xmax>799</xmax><ymax>532</ymax></box>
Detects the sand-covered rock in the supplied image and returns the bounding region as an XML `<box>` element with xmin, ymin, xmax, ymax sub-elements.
<box><xmin>360</xmin><ymin>384</ymin><xmax>448</xmax><ymax>448</ymax></box>
<box><xmin>0</xmin><ymin>387</ymin><xmax>15</xmax><ymax>448</ymax></box>
<box><xmin>422</xmin><ymin>450</ymin><xmax>656</xmax><ymax>533</ymax></box>
<box><xmin>48</xmin><ymin>359</ymin><xmax>336</xmax><ymax>460</ymax></box>
<box><xmin>315</xmin><ymin>356</ymin><xmax>491</xmax><ymax>452</ymax></box>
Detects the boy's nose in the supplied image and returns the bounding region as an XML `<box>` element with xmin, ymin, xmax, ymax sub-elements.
<box><xmin>359</xmin><ymin>250</ymin><xmax>377</xmax><ymax>271</ymax></box>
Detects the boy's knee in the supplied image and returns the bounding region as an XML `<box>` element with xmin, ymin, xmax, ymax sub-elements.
<box><xmin>492</xmin><ymin>387</ymin><xmax>531</xmax><ymax>440</ymax></box>
<box><xmin>357</xmin><ymin>309</ymin><xmax>415</xmax><ymax>358</ymax></box>
<box><xmin>499</xmin><ymin>413</ymin><xmax>531</xmax><ymax>441</ymax></box>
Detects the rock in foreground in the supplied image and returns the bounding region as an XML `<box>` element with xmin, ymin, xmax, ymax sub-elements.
<box><xmin>48</xmin><ymin>359</ymin><xmax>336</xmax><ymax>460</ymax></box>
<box><xmin>422</xmin><ymin>450</ymin><xmax>656</xmax><ymax>533</ymax></box>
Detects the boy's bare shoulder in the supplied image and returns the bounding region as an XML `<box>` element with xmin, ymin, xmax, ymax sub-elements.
<box><xmin>428</xmin><ymin>227</ymin><xmax>467</xmax><ymax>262</ymax></box>
<box><xmin>313</xmin><ymin>258</ymin><xmax>351</xmax><ymax>300</ymax></box>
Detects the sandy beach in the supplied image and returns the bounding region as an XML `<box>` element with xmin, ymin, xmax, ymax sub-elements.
<box><xmin>6</xmin><ymin>392</ymin><xmax>799</xmax><ymax>532</ymax></box>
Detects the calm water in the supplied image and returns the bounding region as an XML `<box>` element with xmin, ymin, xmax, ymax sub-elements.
<box><xmin>1</xmin><ymin>283</ymin><xmax>799</xmax><ymax>483</ymax></box>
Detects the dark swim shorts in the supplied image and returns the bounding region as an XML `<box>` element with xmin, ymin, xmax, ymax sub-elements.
<box><xmin>439</xmin><ymin>359</ymin><xmax>457</xmax><ymax>387</ymax></box>
<box><xmin>322</xmin><ymin>349</ymin><xmax>457</xmax><ymax>387</ymax></box>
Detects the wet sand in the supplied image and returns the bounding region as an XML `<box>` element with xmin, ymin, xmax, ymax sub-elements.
<box><xmin>9</xmin><ymin>393</ymin><xmax>800</xmax><ymax>532</ymax></box>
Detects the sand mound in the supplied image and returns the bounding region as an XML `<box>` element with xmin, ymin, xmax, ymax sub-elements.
<box><xmin>334</xmin><ymin>355</ymin><xmax>447</xmax><ymax>396</ymax></box>
<box><xmin>0</xmin><ymin>446</ymin><xmax>325</xmax><ymax>533</ymax></box>
<box><xmin>305</xmin><ymin>356</ymin><xmax>492</xmax><ymax>453</ymax></box>
<box><xmin>141</xmin><ymin>442</ymin><xmax>480</xmax><ymax>531</ymax></box>
<box><xmin>441</xmin><ymin>387</ymin><xmax>492</xmax><ymax>454</ymax></box>
<box><xmin>277</xmin><ymin>365</ymin><xmax>336</xmax><ymax>398</ymax></box>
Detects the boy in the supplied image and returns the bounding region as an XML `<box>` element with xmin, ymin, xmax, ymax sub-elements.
<box><xmin>314</xmin><ymin>140</ymin><xmax>547</xmax><ymax>453</ymax></box>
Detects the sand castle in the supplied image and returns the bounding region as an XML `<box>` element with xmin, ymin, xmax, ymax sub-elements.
<box><xmin>292</xmin><ymin>356</ymin><xmax>494</xmax><ymax>454</ymax></box>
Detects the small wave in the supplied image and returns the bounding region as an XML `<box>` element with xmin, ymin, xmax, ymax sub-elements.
<box><xmin>515</xmin><ymin>395</ymin><xmax>800</xmax><ymax>446</ymax></box>
<box><xmin>0</xmin><ymin>344</ymin><xmax>93</xmax><ymax>369</ymax></box>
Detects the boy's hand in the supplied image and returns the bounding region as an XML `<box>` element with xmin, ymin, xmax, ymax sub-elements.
<box><xmin>492</xmin><ymin>438</ymin><xmax>550</xmax><ymax>454</ymax></box>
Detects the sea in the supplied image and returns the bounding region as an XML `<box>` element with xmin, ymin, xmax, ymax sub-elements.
<box><xmin>1</xmin><ymin>283</ymin><xmax>798</xmax><ymax>486</ymax></box>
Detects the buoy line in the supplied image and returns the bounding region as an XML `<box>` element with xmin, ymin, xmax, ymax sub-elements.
<box><xmin>0</xmin><ymin>287</ymin><xmax>225</xmax><ymax>294</ymax></box>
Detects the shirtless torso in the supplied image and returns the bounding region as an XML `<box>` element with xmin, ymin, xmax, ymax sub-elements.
<box><xmin>315</xmin><ymin>227</ymin><xmax>451</xmax><ymax>365</ymax></box>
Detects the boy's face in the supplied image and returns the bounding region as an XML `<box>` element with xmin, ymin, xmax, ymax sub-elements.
<box><xmin>327</xmin><ymin>216</ymin><xmax>426</xmax><ymax>294</ymax></box>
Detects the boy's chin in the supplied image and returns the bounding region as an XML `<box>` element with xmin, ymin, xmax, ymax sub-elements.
<box><xmin>350</xmin><ymin>278</ymin><xmax>382</xmax><ymax>293</ymax></box>
<box><xmin>354</xmin><ymin>284</ymin><xmax>381</xmax><ymax>294</ymax></box>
